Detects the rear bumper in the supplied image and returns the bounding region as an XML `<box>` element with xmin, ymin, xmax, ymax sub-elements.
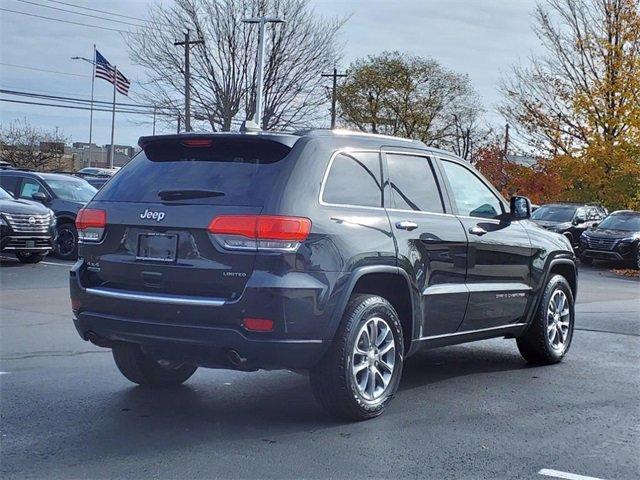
<box><xmin>70</xmin><ymin>260</ymin><xmax>343</xmax><ymax>370</ymax></box>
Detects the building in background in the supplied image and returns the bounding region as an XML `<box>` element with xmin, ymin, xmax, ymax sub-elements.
<box><xmin>68</xmin><ymin>143</ymin><xmax>136</xmax><ymax>169</ymax></box>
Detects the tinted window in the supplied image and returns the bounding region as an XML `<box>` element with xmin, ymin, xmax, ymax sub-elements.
<box><xmin>387</xmin><ymin>154</ymin><xmax>444</xmax><ymax>213</ymax></box>
<box><xmin>46</xmin><ymin>178</ymin><xmax>96</xmax><ymax>202</ymax></box>
<box><xmin>19</xmin><ymin>178</ymin><xmax>46</xmax><ymax>199</ymax></box>
<box><xmin>323</xmin><ymin>152</ymin><xmax>382</xmax><ymax>207</ymax></box>
<box><xmin>95</xmin><ymin>139</ymin><xmax>292</xmax><ymax>205</ymax></box>
<box><xmin>598</xmin><ymin>214</ymin><xmax>640</xmax><ymax>231</ymax></box>
<box><xmin>441</xmin><ymin>160</ymin><xmax>503</xmax><ymax>219</ymax></box>
<box><xmin>0</xmin><ymin>175</ymin><xmax>19</xmax><ymax>196</ymax></box>
<box><xmin>531</xmin><ymin>205</ymin><xmax>577</xmax><ymax>222</ymax></box>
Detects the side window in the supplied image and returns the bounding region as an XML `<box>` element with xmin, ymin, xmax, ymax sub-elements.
<box><xmin>19</xmin><ymin>178</ymin><xmax>45</xmax><ymax>199</ymax></box>
<box><xmin>322</xmin><ymin>152</ymin><xmax>382</xmax><ymax>207</ymax></box>
<box><xmin>441</xmin><ymin>160</ymin><xmax>504</xmax><ymax>219</ymax></box>
<box><xmin>0</xmin><ymin>175</ymin><xmax>19</xmax><ymax>196</ymax></box>
<box><xmin>386</xmin><ymin>154</ymin><xmax>444</xmax><ymax>213</ymax></box>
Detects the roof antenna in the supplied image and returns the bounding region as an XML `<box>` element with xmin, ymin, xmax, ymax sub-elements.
<box><xmin>240</xmin><ymin>119</ymin><xmax>261</xmax><ymax>133</ymax></box>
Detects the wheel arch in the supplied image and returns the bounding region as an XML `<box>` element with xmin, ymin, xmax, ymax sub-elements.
<box><xmin>331</xmin><ymin>266</ymin><xmax>418</xmax><ymax>355</ymax></box>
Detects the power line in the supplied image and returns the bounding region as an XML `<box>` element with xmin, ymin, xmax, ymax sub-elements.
<box><xmin>15</xmin><ymin>0</ymin><xmax>148</xmax><ymax>28</ymax></box>
<box><xmin>0</xmin><ymin>62</ymin><xmax>90</xmax><ymax>78</ymax></box>
<box><xmin>0</xmin><ymin>7</ymin><xmax>142</xmax><ymax>35</ymax></box>
<box><xmin>1</xmin><ymin>88</ymin><xmax>158</xmax><ymax>109</ymax></box>
<box><xmin>43</xmin><ymin>0</ymin><xmax>157</xmax><ymax>24</ymax></box>
<box><xmin>0</xmin><ymin>97</ymin><xmax>169</xmax><ymax>116</ymax></box>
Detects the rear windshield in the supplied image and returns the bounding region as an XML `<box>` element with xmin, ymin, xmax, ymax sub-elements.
<box><xmin>94</xmin><ymin>138</ymin><xmax>292</xmax><ymax>205</ymax></box>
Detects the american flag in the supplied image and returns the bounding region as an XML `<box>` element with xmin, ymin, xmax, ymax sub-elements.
<box><xmin>95</xmin><ymin>50</ymin><xmax>130</xmax><ymax>96</ymax></box>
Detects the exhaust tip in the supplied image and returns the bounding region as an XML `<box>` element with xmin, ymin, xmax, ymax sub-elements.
<box><xmin>226</xmin><ymin>349</ymin><xmax>248</xmax><ymax>368</ymax></box>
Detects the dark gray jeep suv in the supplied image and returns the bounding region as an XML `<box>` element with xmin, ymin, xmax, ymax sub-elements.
<box><xmin>70</xmin><ymin>130</ymin><xmax>577</xmax><ymax>420</ymax></box>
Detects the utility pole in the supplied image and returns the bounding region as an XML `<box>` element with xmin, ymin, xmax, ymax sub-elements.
<box><xmin>243</xmin><ymin>16</ymin><xmax>285</xmax><ymax>129</ymax></box>
<box><xmin>503</xmin><ymin>123</ymin><xmax>510</xmax><ymax>158</ymax></box>
<box><xmin>321</xmin><ymin>67</ymin><xmax>346</xmax><ymax>129</ymax></box>
<box><xmin>174</xmin><ymin>29</ymin><xmax>204</xmax><ymax>132</ymax></box>
<box><xmin>152</xmin><ymin>106</ymin><xmax>157</xmax><ymax>135</ymax></box>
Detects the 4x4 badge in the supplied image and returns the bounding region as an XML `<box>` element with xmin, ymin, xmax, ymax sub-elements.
<box><xmin>140</xmin><ymin>209</ymin><xmax>166</xmax><ymax>222</ymax></box>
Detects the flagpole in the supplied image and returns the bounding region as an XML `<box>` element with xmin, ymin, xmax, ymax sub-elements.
<box><xmin>88</xmin><ymin>44</ymin><xmax>96</xmax><ymax>168</ymax></box>
<box><xmin>109</xmin><ymin>64</ymin><xmax>116</xmax><ymax>169</ymax></box>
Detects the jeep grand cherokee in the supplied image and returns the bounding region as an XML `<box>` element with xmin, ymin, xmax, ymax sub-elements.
<box><xmin>70</xmin><ymin>130</ymin><xmax>577</xmax><ymax>420</ymax></box>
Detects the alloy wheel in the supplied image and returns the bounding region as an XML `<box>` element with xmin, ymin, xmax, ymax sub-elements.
<box><xmin>547</xmin><ymin>289</ymin><xmax>571</xmax><ymax>351</ymax></box>
<box><xmin>351</xmin><ymin>316</ymin><xmax>396</xmax><ymax>401</ymax></box>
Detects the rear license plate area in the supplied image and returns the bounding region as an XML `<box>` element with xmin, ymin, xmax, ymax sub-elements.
<box><xmin>136</xmin><ymin>233</ymin><xmax>178</xmax><ymax>262</ymax></box>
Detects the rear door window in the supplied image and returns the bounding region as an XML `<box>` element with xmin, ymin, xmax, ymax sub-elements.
<box><xmin>322</xmin><ymin>152</ymin><xmax>383</xmax><ymax>207</ymax></box>
<box><xmin>0</xmin><ymin>175</ymin><xmax>19</xmax><ymax>196</ymax></box>
<box><xmin>94</xmin><ymin>138</ymin><xmax>292</xmax><ymax>205</ymax></box>
<box><xmin>386</xmin><ymin>153</ymin><xmax>444</xmax><ymax>213</ymax></box>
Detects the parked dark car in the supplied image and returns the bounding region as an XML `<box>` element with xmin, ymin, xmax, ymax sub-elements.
<box><xmin>531</xmin><ymin>203</ymin><xmax>607</xmax><ymax>250</ymax></box>
<box><xmin>579</xmin><ymin>210</ymin><xmax>640</xmax><ymax>268</ymax></box>
<box><xmin>0</xmin><ymin>170</ymin><xmax>97</xmax><ymax>259</ymax></box>
<box><xmin>70</xmin><ymin>130</ymin><xmax>577</xmax><ymax>420</ymax></box>
<box><xmin>0</xmin><ymin>186</ymin><xmax>56</xmax><ymax>263</ymax></box>
<box><xmin>75</xmin><ymin>168</ymin><xmax>115</xmax><ymax>189</ymax></box>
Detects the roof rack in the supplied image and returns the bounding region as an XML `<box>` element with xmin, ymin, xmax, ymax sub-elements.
<box><xmin>294</xmin><ymin>128</ymin><xmax>421</xmax><ymax>145</ymax></box>
<box><xmin>0</xmin><ymin>165</ymin><xmax>35</xmax><ymax>172</ymax></box>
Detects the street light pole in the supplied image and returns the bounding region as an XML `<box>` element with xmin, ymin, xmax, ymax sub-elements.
<box><xmin>71</xmin><ymin>47</ymin><xmax>96</xmax><ymax>167</ymax></box>
<box><xmin>243</xmin><ymin>16</ymin><xmax>284</xmax><ymax>129</ymax></box>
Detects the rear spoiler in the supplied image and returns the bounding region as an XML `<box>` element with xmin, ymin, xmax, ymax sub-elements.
<box><xmin>138</xmin><ymin>132</ymin><xmax>300</xmax><ymax>150</ymax></box>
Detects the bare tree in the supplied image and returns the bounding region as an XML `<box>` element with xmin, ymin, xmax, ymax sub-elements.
<box><xmin>0</xmin><ymin>119</ymin><xmax>68</xmax><ymax>171</ymax></box>
<box><xmin>335</xmin><ymin>52</ymin><xmax>485</xmax><ymax>156</ymax></box>
<box><xmin>129</xmin><ymin>0</ymin><xmax>345</xmax><ymax>132</ymax></box>
<box><xmin>500</xmin><ymin>0</ymin><xmax>640</xmax><ymax>155</ymax></box>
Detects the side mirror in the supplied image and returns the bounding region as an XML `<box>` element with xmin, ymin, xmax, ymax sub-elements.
<box><xmin>510</xmin><ymin>196</ymin><xmax>531</xmax><ymax>220</ymax></box>
<box><xmin>31</xmin><ymin>191</ymin><xmax>49</xmax><ymax>203</ymax></box>
<box><xmin>592</xmin><ymin>222</ymin><xmax>599</xmax><ymax>229</ymax></box>
<box><xmin>572</xmin><ymin>215</ymin><xmax>586</xmax><ymax>225</ymax></box>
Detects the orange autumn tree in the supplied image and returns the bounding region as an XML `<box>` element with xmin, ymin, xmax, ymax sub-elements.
<box><xmin>500</xmin><ymin>0</ymin><xmax>640</xmax><ymax>210</ymax></box>
<box><xmin>475</xmin><ymin>144</ymin><xmax>565</xmax><ymax>204</ymax></box>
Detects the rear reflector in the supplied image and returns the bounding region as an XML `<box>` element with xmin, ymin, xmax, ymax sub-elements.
<box><xmin>76</xmin><ymin>208</ymin><xmax>106</xmax><ymax>242</ymax></box>
<box><xmin>208</xmin><ymin>215</ymin><xmax>311</xmax><ymax>252</ymax></box>
<box><xmin>242</xmin><ymin>318</ymin><xmax>274</xmax><ymax>332</ymax></box>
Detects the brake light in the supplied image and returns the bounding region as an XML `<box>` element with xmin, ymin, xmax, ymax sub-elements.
<box><xmin>208</xmin><ymin>215</ymin><xmax>311</xmax><ymax>251</ymax></box>
<box><xmin>182</xmin><ymin>139</ymin><xmax>212</xmax><ymax>147</ymax></box>
<box><xmin>76</xmin><ymin>208</ymin><xmax>106</xmax><ymax>242</ymax></box>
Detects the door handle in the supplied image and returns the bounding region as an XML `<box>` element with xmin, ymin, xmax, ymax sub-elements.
<box><xmin>468</xmin><ymin>226</ymin><xmax>487</xmax><ymax>236</ymax></box>
<box><xmin>396</xmin><ymin>220</ymin><xmax>418</xmax><ymax>231</ymax></box>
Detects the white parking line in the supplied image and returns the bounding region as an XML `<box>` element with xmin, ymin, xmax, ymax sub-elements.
<box><xmin>539</xmin><ymin>468</ymin><xmax>606</xmax><ymax>480</ymax></box>
<box><xmin>0</xmin><ymin>256</ymin><xmax>70</xmax><ymax>267</ymax></box>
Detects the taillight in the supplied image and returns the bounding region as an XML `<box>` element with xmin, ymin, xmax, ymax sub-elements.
<box><xmin>76</xmin><ymin>208</ymin><xmax>106</xmax><ymax>242</ymax></box>
<box><xmin>208</xmin><ymin>215</ymin><xmax>311</xmax><ymax>252</ymax></box>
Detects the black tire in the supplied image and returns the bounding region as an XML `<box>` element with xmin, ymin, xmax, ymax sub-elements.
<box><xmin>633</xmin><ymin>244</ymin><xmax>640</xmax><ymax>270</ymax></box>
<box><xmin>516</xmin><ymin>274</ymin><xmax>575</xmax><ymax>365</ymax></box>
<box><xmin>54</xmin><ymin>223</ymin><xmax>78</xmax><ymax>260</ymax></box>
<box><xmin>15</xmin><ymin>251</ymin><xmax>46</xmax><ymax>263</ymax></box>
<box><xmin>112</xmin><ymin>343</ymin><xmax>197</xmax><ymax>386</ymax></box>
<box><xmin>309</xmin><ymin>294</ymin><xmax>404</xmax><ymax>421</ymax></box>
<box><xmin>580</xmin><ymin>255</ymin><xmax>593</xmax><ymax>265</ymax></box>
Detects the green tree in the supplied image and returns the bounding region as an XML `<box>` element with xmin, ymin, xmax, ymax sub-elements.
<box><xmin>336</xmin><ymin>51</ymin><xmax>483</xmax><ymax>158</ymax></box>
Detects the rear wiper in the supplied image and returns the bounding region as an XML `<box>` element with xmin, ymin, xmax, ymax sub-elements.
<box><xmin>158</xmin><ymin>189</ymin><xmax>225</xmax><ymax>201</ymax></box>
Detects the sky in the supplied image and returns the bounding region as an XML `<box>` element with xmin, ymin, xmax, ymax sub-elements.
<box><xmin>0</xmin><ymin>0</ymin><xmax>544</xmax><ymax>147</ymax></box>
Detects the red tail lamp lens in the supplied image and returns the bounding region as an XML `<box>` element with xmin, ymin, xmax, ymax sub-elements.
<box><xmin>76</xmin><ymin>208</ymin><xmax>106</xmax><ymax>230</ymax></box>
<box><xmin>208</xmin><ymin>215</ymin><xmax>311</xmax><ymax>241</ymax></box>
<box><xmin>242</xmin><ymin>318</ymin><xmax>274</xmax><ymax>332</ymax></box>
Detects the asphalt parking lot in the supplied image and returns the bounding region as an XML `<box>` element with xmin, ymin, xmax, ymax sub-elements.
<box><xmin>1</xmin><ymin>255</ymin><xmax>638</xmax><ymax>480</ymax></box>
